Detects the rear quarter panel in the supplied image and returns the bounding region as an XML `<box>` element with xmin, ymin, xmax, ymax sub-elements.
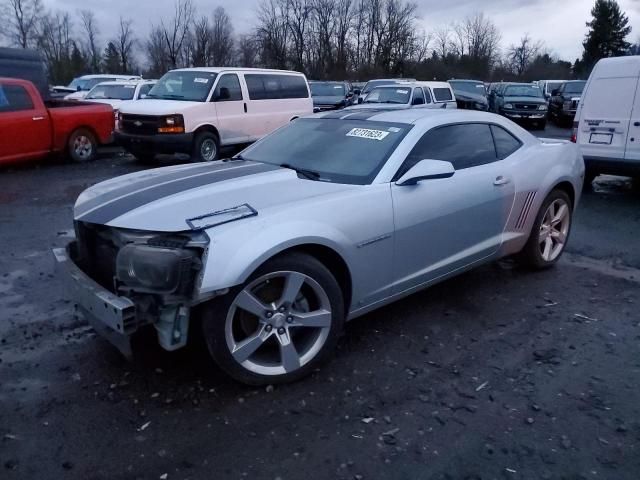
<box><xmin>47</xmin><ymin>101</ymin><xmax>115</xmax><ymax>150</ymax></box>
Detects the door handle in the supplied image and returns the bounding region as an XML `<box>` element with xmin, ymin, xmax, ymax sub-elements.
<box><xmin>634</xmin><ymin>121</ymin><xmax>640</xmax><ymax>127</ymax></box>
<box><xmin>243</xmin><ymin>102</ymin><xmax>247</xmax><ymax>113</ymax></box>
<box><xmin>32</xmin><ymin>116</ymin><xmax>44</xmax><ymax>121</ymax></box>
<box><xmin>493</xmin><ymin>176</ymin><xmax>510</xmax><ymax>186</ymax></box>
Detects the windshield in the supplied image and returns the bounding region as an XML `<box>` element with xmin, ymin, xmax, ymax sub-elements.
<box><xmin>147</xmin><ymin>71</ymin><xmax>217</xmax><ymax>101</ymax></box>
<box><xmin>362</xmin><ymin>79</ymin><xmax>406</xmax><ymax>94</ymax></box>
<box><xmin>86</xmin><ymin>84</ymin><xmax>136</xmax><ymax>100</ymax></box>
<box><xmin>240</xmin><ymin>118</ymin><xmax>411</xmax><ymax>185</ymax></box>
<box><xmin>364</xmin><ymin>86</ymin><xmax>411</xmax><ymax>104</ymax></box>
<box><xmin>547</xmin><ymin>82</ymin><xmax>562</xmax><ymax>93</ymax></box>
<box><xmin>449</xmin><ymin>81</ymin><xmax>486</xmax><ymax>96</ymax></box>
<box><xmin>504</xmin><ymin>85</ymin><xmax>543</xmax><ymax>98</ymax></box>
<box><xmin>310</xmin><ymin>82</ymin><xmax>346</xmax><ymax>97</ymax></box>
<box><xmin>564</xmin><ymin>81</ymin><xmax>586</xmax><ymax>94</ymax></box>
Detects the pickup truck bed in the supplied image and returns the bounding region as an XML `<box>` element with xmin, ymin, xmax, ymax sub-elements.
<box><xmin>0</xmin><ymin>77</ymin><xmax>114</xmax><ymax>166</ymax></box>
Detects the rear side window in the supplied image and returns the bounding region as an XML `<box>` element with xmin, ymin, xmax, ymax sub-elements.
<box><xmin>490</xmin><ymin>125</ymin><xmax>522</xmax><ymax>159</ymax></box>
<box><xmin>398</xmin><ymin>123</ymin><xmax>497</xmax><ymax>175</ymax></box>
<box><xmin>0</xmin><ymin>84</ymin><xmax>34</xmax><ymax>112</ymax></box>
<box><xmin>214</xmin><ymin>74</ymin><xmax>243</xmax><ymax>101</ymax></box>
<box><xmin>433</xmin><ymin>88</ymin><xmax>453</xmax><ymax>102</ymax></box>
<box><xmin>245</xmin><ymin>74</ymin><xmax>309</xmax><ymax>100</ymax></box>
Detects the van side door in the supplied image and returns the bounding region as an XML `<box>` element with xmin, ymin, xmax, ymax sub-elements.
<box><xmin>211</xmin><ymin>73</ymin><xmax>248</xmax><ymax>146</ymax></box>
<box><xmin>623</xmin><ymin>77</ymin><xmax>640</xmax><ymax>162</ymax></box>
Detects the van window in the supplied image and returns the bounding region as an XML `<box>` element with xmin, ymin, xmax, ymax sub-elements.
<box><xmin>412</xmin><ymin>87</ymin><xmax>425</xmax><ymax>105</ymax></box>
<box><xmin>423</xmin><ymin>88</ymin><xmax>432</xmax><ymax>104</ymax></box>
<box><xmin>0</xmin><ymin>84</ymin><xmax>34</xmax><ymax>112</ymax></box>
<box><xmin>433</xmin><ymin>88</ymin><xmax>453</xmax><ymax>102</ymax></box>
<box><xmin>214</xmin><ymin>74</ymin><xmax>243</xmax><ymax>101</ymax></box>
<box><xmin>245</xmin><ymin>74</ymin><xmax>308</xmax><ymax>100</ymax></box>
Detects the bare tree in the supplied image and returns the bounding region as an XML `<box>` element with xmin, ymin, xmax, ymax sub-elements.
<box><xmin>157</xmin><ymin>0</ymin><xmax>194</xmax><ymax>69</ymax></box>
<box><xmin>114</xmin><ymin>17</ymin><xmax>136</xmax><ymax>73</ymax></box>
<box><xmin>5</xmin><ymin>0</ymin><xmax>42</xmax><ymax>48</ymax></box>
<box><xmin>146</xmin><ymin>25</ymin><xmax>170</xmax><ymax>76</ymax></box>
<box><xmin>236</xmin><ymin>34</ymin><xmax>258</xmax><ymax>67</ymax></box>
<box><xmin>37</xmin><ymin>11</ymin><xmax>75</xmax><ymax>81</ymax></box>
<box><xmin>79</xmin><ymin>10</ymin><xmax>100</xmax><ymax>72</ymax></box>
<box><xmin>210</xmin><ymin>6</ymin><xmax>234</xmax><ymax>66</ymax></box>
<box><xmin>508</xmin><ymin>34</ymin><xmax>543</xmax><ymax>75</ymax></box>
<box><xmin>433</xmin><ymin>27</ymin><xmax>450</xmax><ymax>59</ymax></box>
<box><xmin>255</xmin><ymin>0</ymin><xmax>289</xmax><ymax>69</ymax></box>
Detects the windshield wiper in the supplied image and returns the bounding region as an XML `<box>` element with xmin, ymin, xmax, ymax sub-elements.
<box><xmin>279</xmin><ymin>163</ymin><xmax>320</xmax><ymax>180</ymax></box>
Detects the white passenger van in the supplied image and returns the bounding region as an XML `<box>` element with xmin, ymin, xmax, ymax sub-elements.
<box><xmin>574</xmin><ymin>55</ymin><xmax>640</xmax><ymax>181</ymax></box>
<box><xmin>115</xmin><ymin>67</ymin><xmax>312</xmax><ymax>163</ymax></box>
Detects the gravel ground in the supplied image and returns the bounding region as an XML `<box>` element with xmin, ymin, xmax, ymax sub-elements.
<box><xmin>1</xmin><ymin>125</ymin><xmax>640</xmax><ymax>480</ymax></box>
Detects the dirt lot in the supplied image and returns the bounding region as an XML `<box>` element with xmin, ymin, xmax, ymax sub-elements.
<box><xmin>1</xmin><ymin>126</ymin><xmax>640</xmax><ymax>480</ymax></box>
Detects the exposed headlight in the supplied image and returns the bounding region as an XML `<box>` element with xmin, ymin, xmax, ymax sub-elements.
<box><xmin>159</xmin><ymin>115</ymin><xmax>185</xmax><ymax>133</ymax></box>
<box><xmin>504</xmin><ymin>103</ymin><xmax>513</xmax><ymax>109</ymax></box>
<box><xmin>538</xmin><ymin>105</ymin><xmax>547</xmax><ymax>111</ymax></box>
<box><xmin>116</xmin><ymin>244</ymin><xmax>197</xmax><ymax>293</ymax></box>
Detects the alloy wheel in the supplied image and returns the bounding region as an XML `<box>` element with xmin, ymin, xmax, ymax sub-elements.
<box><xmin>73</xmin><ymin>135</ymin><xmax>93</xmax><ymax>159</ymax></box>
<box><xmin>538</xmin><ymin>198</ymin><xmax>570</xmax><ymax>262</ymax></box>
<box><xmin>225</xmin><ymin>271</ymin><xmax>332</xmax><ymax>376</ymax></box>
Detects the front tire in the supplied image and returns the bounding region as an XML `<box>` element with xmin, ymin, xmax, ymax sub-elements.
<box><xmin>202</xmin><ymin>252</ymin><xmax>345</xmax><ymax>385</ymax></box>
<box><xmin>517</xmin><ymin>189</ymin><xmax>573</xmax><ymax>269</ymax></box>
<box><xmin>192</xmin><ymin>131</ymin><xmax>219</xmax><ymax>162</ymax></box>
<box><xmin>68</xmin><ymin>128</ymin><xmax>97</xmax><ymax>162</ymax></box>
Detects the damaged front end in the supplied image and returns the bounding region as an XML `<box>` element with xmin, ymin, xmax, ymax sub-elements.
<box><xmin>53</xmin><ymin>221</ymin><xmax>211</xmax><ymax>356</ymax></box>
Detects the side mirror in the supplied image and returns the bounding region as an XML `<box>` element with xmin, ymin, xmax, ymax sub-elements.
<box><xmin>357</xmin><ymin>96</ymin><xmax>364</xmax><ymax>104</ymax></box>
<box><xmin>215</xmin><ymin>87</ymin><xmax>231</xmax><ymax>101</ymax></box>
<box><xmin>77</xmin><ymin>86</ymin><xmax>82</xmax><ymax>92</ymax></box>
<box><xmin>396</xmin><ymin>159</ymin><xmax>455</xmax><ymax>186</ymax></box>
<box><xmin>354</xmin><ymin>88</ymin><xmax>361</xmax><ymax>95</ymax></box>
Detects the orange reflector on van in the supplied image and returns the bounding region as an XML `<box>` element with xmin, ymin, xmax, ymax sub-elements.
<box><xmin>158</xmin><ymin>126</ymin><xmax>185</xmax><ymax>133</ymax></box>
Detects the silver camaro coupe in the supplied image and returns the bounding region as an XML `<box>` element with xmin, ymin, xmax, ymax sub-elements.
<box><xmin>54</xmin><ymin>109</ymin><xmax>584</xmax><ymax>384</ymax></box>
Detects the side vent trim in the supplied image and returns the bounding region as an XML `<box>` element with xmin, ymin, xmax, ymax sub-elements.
<box><xmin>515</xmin><ymin>191</ymin><xmax>537</xmax><ymax>230</ymax></box>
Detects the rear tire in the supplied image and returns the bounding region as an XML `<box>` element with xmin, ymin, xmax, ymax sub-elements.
<box><xmin>192</xmin><ymin>131</ymin><xmax>219</xmax><ymax>162</ymax></box>
<box><xmin>68</xmin><ymin>128</ymin><xmax>97</xmax><ymax>163</ymax></box>
<box><xmin>517</xmin><ymin>189</ymin><xmax>573</xmax><ymax>269</ymax></box>
<box><xmin>201</xmin><ymin>252</ymin><xmax>345</xmax><ymax>385</ymax></box>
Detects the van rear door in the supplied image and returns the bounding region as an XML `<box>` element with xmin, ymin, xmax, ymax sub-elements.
<box><xmin>577</xmin><ymin>60</ymin><xmax>640</xmax><ymax>162</ymax></box>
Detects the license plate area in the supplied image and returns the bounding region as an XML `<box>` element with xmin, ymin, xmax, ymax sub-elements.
<box><xmin>589</xmin><ymin>133</ymin><xmax>613</xmax><ymax>145</ymax></box>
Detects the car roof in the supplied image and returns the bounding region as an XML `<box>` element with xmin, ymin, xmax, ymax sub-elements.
<box><xmin>170</xmin><ymin>67</ymin><xmax>305</xmax><ymax>75</ymax></box>
<box><xmin>370</xmin><ymin>81</ymin><xmax>451</xmax><ymax>89</ymax></box>
<box><xmin>448</xmin><ymin>79</ymin><xmax>484</xmax><ymax>83</ymax></box>
<box><xmin>309</xmin><ymin>80</ymin><xmax>345</xmax><ymax>84</ymax></box>
<box><xmin>79</xmin><ymin>74</ymin><xmax>140</xmax><ymax>79</ymax></box>
<box><xmin>315</xmin><ymin>108</ymin><xmax>507</xmax><ymax>127</ymax></box>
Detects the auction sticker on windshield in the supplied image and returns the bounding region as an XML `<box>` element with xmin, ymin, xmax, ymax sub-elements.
<box><xmin>194</xmin><ymin>78</ymin><xmax>209</xmax><ymax>83</ymax></box>
<box><xmin>346</xmin><ymin>128</ymin><xmax>391</xmax><ymax>141</ymax></box>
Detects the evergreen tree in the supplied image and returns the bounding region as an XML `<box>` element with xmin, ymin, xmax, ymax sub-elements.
<box><xmin>580</xmin><ymin>0</ymin><xmax>631</xmax><ymax>73</ymax></box>
<box><xmin>102</xmin><ymin>42</ymin><xmax>122</xmax><ymax>73</ymax></box>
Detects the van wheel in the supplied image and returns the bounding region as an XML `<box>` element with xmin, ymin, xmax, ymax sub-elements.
<box><xmin>68</xmin><ymin>129</ymin><xmax>97</xmax><ymax>162</ymax></box>
<box><xmin>517</xmin><ymin>189</ymin><xmax>573</xmax><ymax>269</ymax></box>
<box><xmin>201</xmin><ymin>252</ymin><xmax>345</xmax><ymax>385</ymax></box>
<box><xmin>192</xmin><ymin>132</ymin><xmax>219</xmax><ymax>162</ymax></box>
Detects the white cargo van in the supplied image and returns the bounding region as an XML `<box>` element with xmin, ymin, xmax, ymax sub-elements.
<box><xmin>115</xmin><ymin>67</ymin><xmax>312</xmax><ymax>163</ymax></box>
<box><xmin>574</xmin><ymin>56</ymin><xmax>640</xmax><ymax>181</ymax></box>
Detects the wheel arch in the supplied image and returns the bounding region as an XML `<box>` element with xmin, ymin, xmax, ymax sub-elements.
<box><xmin>194</xmin><ymin>124</ymin><xmax>220</xmax><ymax>139</ymax></box>
<box><xmin>551</xmin><ymin>180</ymin><xmax>576</xmax><ymax>208</ymax></box>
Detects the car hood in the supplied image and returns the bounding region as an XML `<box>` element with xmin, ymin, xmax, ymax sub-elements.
<box><xmin>503</xmin><ymin>96</ymin><xmax>546</xmax><ymax>105</ymax></box>
<box><xmin>118</xmin><ymin>98</ymin><xmax>202</xmax><ymax>115</ymax></box>
<box><xmin>453</xmin><ymin>90</ymin><xmax>487</xmax><ymax>104</ymax></box>
<box><xmin>84</xmin><ymin>98</ymin><xmax>127</xmax><ymax>109</ymax></box>
<box><xmin>347</xmin><ymin>103</ymin><xmax>409</xmax><ymax>110</ymax></box>
<box><xmin>312</xmin><ymin>95</ymin><xmax>344</xmax><ymax>105</ymax></box>
<box><xmin>73</xmin><ymin>160</ymin><xmax>357</xmax><ymax>232</ymax></box>
<box><xmin>65</xmin><ymin>91</ymin><xmax>89</xmax><ymax>100</ymax></box>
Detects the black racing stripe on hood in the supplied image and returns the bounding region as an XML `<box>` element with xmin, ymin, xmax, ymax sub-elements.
<box><xmin>76</xmin><ymin>162</ymin><xmax>280</xmax><ymax>225</ymax></box>
<box><xmin>75</xmin><ymin>161</ymin><xmax>243</xmax><ymax>217</ymax></box>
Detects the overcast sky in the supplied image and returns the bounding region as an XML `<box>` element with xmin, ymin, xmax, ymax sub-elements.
<box><xmin>46</xmin><ymin>0</ymin><xmax>640</xmax><ymax>62</ymax></box>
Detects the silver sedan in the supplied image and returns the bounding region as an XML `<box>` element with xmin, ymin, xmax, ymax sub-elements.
<box><xmin>55</xmin><ymin>109</ymin><xmax>585</xmax><ymax>385</ymax></box>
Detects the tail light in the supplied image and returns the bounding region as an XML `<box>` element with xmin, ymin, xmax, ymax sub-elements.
<box><xmin>570</xmin><ymin>121</ymin><xmax>578</xmax><ymax>143</ymax></box>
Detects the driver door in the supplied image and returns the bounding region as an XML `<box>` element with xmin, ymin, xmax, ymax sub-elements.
<box><xmin>211</xmin><ymin>73</ymin><xmax>248</xmax><ymax>145</ymax></box>
<box><xmin>390</xmin><ymin>123</ymin><xmax>516</xmax><ymax>294</ymax></box>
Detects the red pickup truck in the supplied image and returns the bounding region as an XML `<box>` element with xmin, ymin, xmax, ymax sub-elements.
<box><xmin>0</xmin><ymin>77</ymin><xmax>114</xmax><ymax>166</ymax></box>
